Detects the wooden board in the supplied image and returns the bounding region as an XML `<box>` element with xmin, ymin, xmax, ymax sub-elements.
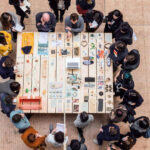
<box><xmin>48</xmin><ymin>33</ymin><xmax>57</xmax><ymax>113</ymax></box>
<box><xmin>96</xmin><ymin>33</ymin><xmax>105</xmax><ymax>113</ymax></box>
<box><xmin>31</xmin><ymin>32</ymin><xmax>40</xmax><ymax>113</ymax></box>
<box><xmin>88</xmin><ymin>33</ymin><xmax>97</xmax><ymax>113</ymax></box>
<box><xmin>104</xmin><ymin>33</ymin><xmax>114</xmax><ymax>113</ymax></box>
<box><xmin>80</xmin><ymin>33</ymin><xmax>89</xmax><ymax>112</ymax></box>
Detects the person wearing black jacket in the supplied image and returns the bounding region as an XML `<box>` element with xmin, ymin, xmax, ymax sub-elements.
<box><xmin>104</xmin><ymin>9</ymin><xmax>123</xmax><ymax>36</ymax></box>
<box><xmin>121</xmin><ymin>89</ymin><xmax>143</xmax><ymax>109</ymax></box>
<box><xmin>113</xmin><ymin>22</ymin><xmax>133</xmax><ymax>45</ymax></box>
<box><xmin>130</xmin><ymin>116</ymin><xmax>150</xmax><ymax>138</ymax></box>
<box><xmin>36</xmin><ymin>12</ymin><xmax>56</xmax><ymax>32</ymax></box>
<box><xmin>108</xmin><ymin>132</ymin><xmax>136</xmax><ymax>150</ymax></box>
<box><xmin>121</xmin><ymin>49</ymin><xmax>140</xmax><ymax>72</ymax></box>
<box><xmin>84</xmin><ymin>10</ymin><xmax>103</xmax><ymax>32</ymax></box>
<box><xmin>9</xmin><ymin>0</ymin><xmax>30</xmax><ymax>28</ymax></box>
<box><xmin>48</xmin><ymin>0</ymin><xmax>71</xmax><ymax>22</ymax></box>
<box><xmin>114</xmin><ymin>70</ymin><xmax>134</xmax><ymax>98</ymax></box>
<box><xmin>109</xmin><ymin>41</ymin><xmax>128</xmax><ymax>72</ymax></box>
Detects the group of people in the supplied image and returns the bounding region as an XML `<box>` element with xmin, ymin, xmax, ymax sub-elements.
<box><xmin>0</xmin><ymin>0</ymin><xmax>150</xmax><ymax>150</ymax></box>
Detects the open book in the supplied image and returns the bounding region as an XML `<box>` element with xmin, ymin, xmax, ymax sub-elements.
<box><xmin>20</xmin><ymin>0</ymin><xmax>31</xmax><ymax>12</ymax></box>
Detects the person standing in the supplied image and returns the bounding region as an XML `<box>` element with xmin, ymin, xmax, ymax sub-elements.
<box><xmin>36</xmin><ymin>12</ymin><xmax>56</xmax><ymax>32</ymax></box>
<box><xmin>104</xmin><ymin>9</ymin><xmax>123</xmax><ymax>36</ymax></box>
<box><xmin>9</xmin><ymin>0</ymin><xmax>31</xmax><ymax>29</ymax></box>
<box><xmin>48</xmin><ymin>0</ymin><xmax>71</xmax><ymax>22</ymax></box>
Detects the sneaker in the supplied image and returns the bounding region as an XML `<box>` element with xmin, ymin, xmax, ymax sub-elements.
<box><xmin>93</xmin><ymin>139</ymin><xmax>98</xmax><ymax>145</ymax></box>
<box><xmin>60</xmin><ymin>17</ymin><xmax>63</xmax><ymax>23</ymax></box>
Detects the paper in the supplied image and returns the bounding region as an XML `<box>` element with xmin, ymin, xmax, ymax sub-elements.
<box><xmin>90</xmin><ymin>20</ymin><xmax>98</xmax><ymax>28</ymax></box>
<box><xmin>38</xmin><ymin>33</ymin><xmax>48</xmax><ymax>55</ymax></box>
<box><xmin>13</xmin><ymin>24</ymin><xmax>23</xmax><ymax>32</ymax></box>
<box><xmin>56</xmin><ymin>123</ymin><xmax>64</xmax><ymax>132</ymax></box>
<box><xmin>20</xmin><ymin>0</ymin><xmax>31</xmax><ymax>12</ymax></box>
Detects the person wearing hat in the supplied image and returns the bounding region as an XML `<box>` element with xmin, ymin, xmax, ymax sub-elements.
<box><xmin>114</xmin><ymin>70</ymin><xmax>134</xmax><ymax>98</ymax></box>
<box><xmin>113</xmin><ymin>22</ymin><xmax>133</xmax><ymax>45</ymax></box>
<box><xmin>109</xmin><ymin>41</ymin><xmax>128</xmax><ymax>72</ymax></box>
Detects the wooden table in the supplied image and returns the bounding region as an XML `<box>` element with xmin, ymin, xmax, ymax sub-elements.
<box><xmin>16</xmin><ymin>32</ymin><xmax>113</xmax><ymax>113</ymax></box>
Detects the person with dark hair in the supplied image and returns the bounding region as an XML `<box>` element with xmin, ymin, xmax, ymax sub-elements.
<box><xmin>36</xmin><ymin>12</ymin><xmax>56</xmax><ymax>32</ymax></box>
<box><xmin>10</xmin><ymin>109</ymin><xmax>30</xmax><ymax>133</ymax></box>
<box><xmin>110</xmin><ymin>104</ymin><xmax>136</xmax><ymax>123</ymax></box>
<box><xmin>93</xmin><ymin>123</ymin><xmax>120</xmax><ymax>145</ymax></box>
<box><xmin>121</xmin><ymin>89</ymin><xmax>143</xmax><ymax>109</ymax></box>
<box><xmin>0</xmin><ymin>93</ymin><xmax>16</xmax><ymax>117</ymax></box>
<box><xmin>84</xmin><ymin>10</ymin><xmax>103</xmax><ymax>32</ymax></box>
<box><xmin>130</xmin><ymin>116</ymin><xmax>150</xmax><ymax>138</ymax></box>
<box><xmin>0</xmin><ymin>79</ymin><xmax>20</xmax><ymax>97</ymax></box>
<box><xmin>76</xmin><ymin>0</ymin><xmax>95</xmax><ymax>15</ymax></box>
<box><xmin>0</xmin><ymin>56</ymin><xmax>16</xmax><ymax>79</ymax></box>
<box><xmin>121</xmin><ymin>49</ymin><xmax>140</xmax><ymax>72</ymax></box>
<box><xmin>107</xmin><ymin>132</ymin><xmax>136</xmax><ymax>150</ymax></box>
<box><xmin>74</xmin><ymin>111</ymin><xmax>94</xmax><ymax>143</ymax></box>
<box><xmin>67</xmin><ymin>139</ymin><xmax>87</xmax><ymax>150</ymax></box>
<box><xmin>0</xmin><ymin>12</ymin><xmax>21</xmax><ymax>42</ymax></box>
<box><xmin>65</xmin><ymin>13</ymin><xmax>84</xmax><ymax>38</ymax></box>
<box><xmin>48</xmin><ymin>0</ymin><xmax>71</xmax><ymax>22</ymax></box>
<box><xmin>21</xmin><ymin>126</ymin><xmax>46</xmax><ymax>149</ymax></box>
<box><xmin>113</xmin><ymin>22</ymin><xmax>133</xmax><ymax>45</ymax></box>
<box><xmin>9</xmin><ymin>0</ymin><xmax>31</xmax><ymax>29</ymax></box>
<box><xmin>109</xmin><ymin>41</ymin><xmax>128</xmax><ymax>72</ymax></box>
<box><xmin>45</xmin><ymin>124</ymin><xmax>68</xmax><ymax>147</ymax></box>
<box><xmin>114</xmin><ymin>70</ymin><xmax>134</xmax><ymax>98</ymax></box>
<box><xmin>104</xmin><ymin>9</ymin><xmax>123</xmax><ymax>35</ymax></box>
<box><xmin>0</xmin><ymin>31</ymin><xmax>12</xmax><ymax>56</ymax></box>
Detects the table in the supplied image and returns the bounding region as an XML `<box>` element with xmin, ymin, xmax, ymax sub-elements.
<box><xmin>16</xmin><ymin>32</ymin><xmax>113</xmax><ymax>113</ymax></box>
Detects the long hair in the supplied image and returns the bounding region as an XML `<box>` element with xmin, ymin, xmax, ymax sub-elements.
<box><xmin>0</xmin><ymin>12</ymin><xmax>12</xmax><ymax>30</ymax></box>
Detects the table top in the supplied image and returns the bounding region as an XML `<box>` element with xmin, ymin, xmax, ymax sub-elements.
<box><xmin>16</xmin><ymin>32</ymin><xmax>113</xmax><ymax>114</ymax></box>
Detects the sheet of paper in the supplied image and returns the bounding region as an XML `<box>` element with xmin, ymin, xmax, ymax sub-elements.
<box><xmin>39</xmin><ymin>33</ymin><xmax>48</xmax><ymax>44</ymax></box>
<box><xmin>20</xmin><ymin>0</ymin><xmax>31</xmax><ymax>12</ymax></box>
<box><xmin>56</xmin><ymin>123</ymin><xmax>64</xmax><ymax>132</ymax></box>
<box><xmin>13</xmin><ymin>24</ymin><xmax>23</xmax><ymax>32</ymax></box>
<box><xmin>90</xmin><ymin>20</ymin><xmax>98</xmax><ymax>28</ymax></box>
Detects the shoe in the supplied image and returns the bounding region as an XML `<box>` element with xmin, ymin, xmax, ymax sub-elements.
<box><xmin>93</xmin><ymin>139</ymin><xmax>98</xmax><ymax>145</ymax></box>
<box><xmin>60</xmin><ymin>17</ymin><xmax>63</xmax><ymax>23</ymax></box>
<box><xmin>25</xmin><ymin>14</ymin><xmax>29</xmax><ymax>18</ymax></box>
<box><xmin>49</xmin><ymin>124</ymin><xmax>53</xmax><ymax>133</ymax></box>
<box><xmin>80</xmin><ymin>137</ymin><xmax>85</xmax><ymax>144</ymax></box>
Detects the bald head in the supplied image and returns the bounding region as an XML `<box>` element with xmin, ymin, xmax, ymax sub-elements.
<box><xmin>42</xmin><ymin>13</ymin><xmax>50</xmax><ymax>22</ymax></box>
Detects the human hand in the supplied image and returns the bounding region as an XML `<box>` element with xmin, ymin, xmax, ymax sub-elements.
<box><xmin>108</xmin><ymin>21</ymin><xmax>112</xmax><ymax>25</ymax></box>
<box><xmin>12</xmin><ymin>28</ymin><xmax>17</xmax><ymax>32</ymax></box>
<box><xmin>20</xmin><ymin>2</ymin><xmax>24</xmax><ymax>6</ymax></box>
<box><xmin>89</xmin><ymin>23</ymin><xmax>92</xmax><ymax>26</ymax></box>
<box><xmin>67</xmin><ymin>31</ymin><xmax>72</xmax><ymax>39</ymax></box>
<box><xmin>20</xmin><ymin>113</ymin><xmax>25</xmax><ymax>118</ymax></box>
<box><xmin>65</xmin><ymin>26</ymin><xmax>71</xmax><ymax>31</ymax></box>
<box><xmin>37</xmin><ymin>23</ymin><xmax>41</xmax><ymax>26</ymax></box>
<box><xmin>99</xmin><ymin>128</ymin><xmax>103</xmax><ymax>132</ymax></box>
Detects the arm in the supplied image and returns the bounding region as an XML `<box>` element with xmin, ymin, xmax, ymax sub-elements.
<box><xmin>65</xmin><ymin>0</ymin><xmax>71</xmax><ymax>10</ymax></box>
<box><xmin>65</xmin><ymin>17</ymin><xmax>71</xmax><ymax>32</ymax></box>
<box><xmin>71</xmin><ymin>17</ymin><xmax>84</xmax><ymax>33</ymax></box>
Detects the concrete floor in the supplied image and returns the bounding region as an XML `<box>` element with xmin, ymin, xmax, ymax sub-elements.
<box><xmin>0</xmin><ymin>0</ymin><xmax>150</xmax><ymax>149</ymax></box>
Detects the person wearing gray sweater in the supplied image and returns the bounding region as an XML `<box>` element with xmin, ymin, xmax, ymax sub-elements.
<box><xmin>0</xmin><ymin>79</ymin><xmax>20</xmax><ymax>97</ymax></box>
<box><xmin>65</xmin><ymin>13</ymin><xmax>84</xmax><ymax>38</ymax></box>
<box><xmin>74</xmin><ymin>111</ymin><xmax>94</xmax><ymax>143</ymax></box>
